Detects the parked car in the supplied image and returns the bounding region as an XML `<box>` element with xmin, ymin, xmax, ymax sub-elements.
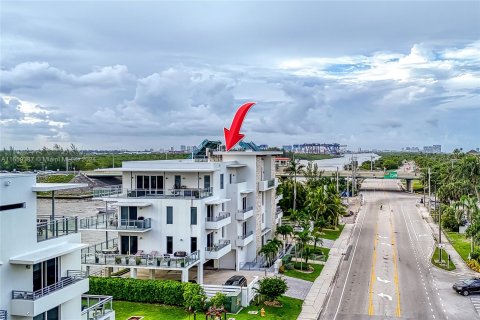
<box><xmin>453</xmin><ymin>278</ymin><xmax>480</xmax><ymax>296</ymax></box>
<box><xmin>224</xmin><ymin>275</ymin><xmax>247</xmax><ymax>287</ymax></box>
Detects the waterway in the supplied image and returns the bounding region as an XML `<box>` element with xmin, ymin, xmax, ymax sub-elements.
<box><xmin>299</xmin><ymin>152</ymin><xmax>380</xmax><ymax>171</ymax></box>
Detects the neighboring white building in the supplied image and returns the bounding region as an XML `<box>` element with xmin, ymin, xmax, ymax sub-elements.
<box><xmin>0</xmin><ymin>174</ymin><xmax>115</xmax><ymax>320</ymax></box>
<box><xmin>82</xmin><ymin>150</ymin><xmax>283</xmax><ymax>283</ymax></box>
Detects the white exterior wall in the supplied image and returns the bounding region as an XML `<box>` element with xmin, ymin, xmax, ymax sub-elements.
<box><xmin>0</xmin><ymin>174</ymin><xmax>89</xmax><ymax>320</ymax></box>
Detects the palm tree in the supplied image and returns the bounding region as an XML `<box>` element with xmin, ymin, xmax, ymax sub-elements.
<box><xmin>295</xmin><ymin>230</ymin><xmax>313</xmax><ymax>271</ymax></box>
<box><xmin>275</xmin><ymin>224</ymin><xmax>293</xmax><ymax>249</ymax></box>
<box><xmin>312</xmin><ymin>230</ymin><xmax>324</xmax><ymax>254</ymax></box>
<box><xmin>285</xmin><ymin>157</ymin><xmax>305</xmax><ymax>211</ymax></box>
<box><xmin>259</xmin><ymin>238</ymin><xmax>283</xmax><ymax>267</ymax></box>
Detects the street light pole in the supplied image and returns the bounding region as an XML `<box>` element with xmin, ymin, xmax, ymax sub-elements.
<box><xmin>428</xmin><ymin>167</ymin><xmax>431</xmax><ymax>217</ymax></box>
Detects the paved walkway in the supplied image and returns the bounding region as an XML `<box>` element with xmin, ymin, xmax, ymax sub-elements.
<box><xmin>283</xmin><ymin>276</ymin><xmax>313</xmax><ymax>300</ymax></box>
<box><xmin>297</xmin><ymin>223</ymin><xmax>354</xmax><ymax>320</ymax></box>
<box><xmin>418</xmin><ymin>205</ymin><xmax>478</xmax><ymax>276</ymax></box>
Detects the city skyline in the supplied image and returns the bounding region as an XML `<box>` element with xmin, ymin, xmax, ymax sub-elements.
<box><xmin>1</xmin><ymin>1</ymin><xmax>479</xmax><ymax>152</ymax></box>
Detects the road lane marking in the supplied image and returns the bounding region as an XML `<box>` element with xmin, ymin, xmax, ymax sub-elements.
<box><xmin>368</xmin><ymin>216</ymin><xmax>379</xmax><ymax>316</ymax></box>
<box><xmin>377</xmin><ymin>277</ymin><xmax>391</xmax><ymax>284</ymax></box>
<box><xmin>378</xmin><ymin>293</ymin><xmax>393</xmax><ymax>301</ymax></box>
<box><xmin>331</xmin><ymin>192</ymin><xmax>370</xmax><ymax>320</ymax></box>
<box><xmin>390</xmin><ymin>211</ymin><xmax>402</xmax><ymax>317</ymax></box>
<box><xmin>380</xmin><ymin>242</ymin><xmax>392</xmax><ymax>246</ymax></box>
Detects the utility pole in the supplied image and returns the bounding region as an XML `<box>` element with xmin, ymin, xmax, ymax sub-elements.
<box><xmin>293</xmin><ymin>154</ymin><xmax>297</xmax><ymax>211</ymax></box>
<box><xmin>428</xmin><ymin>167</ymin><xmax>431</xmax><ymax>217</ymax></box>
<box><xmin>370</xmin><ymin>155</ymin><xmax>373</xmax><ymax>172</ymax></box>
<box><xmin>439</xmin><ymin>190</ymin><xmax>442</xmax><ymax>263</ymax></box>
<box><xmin>336</xmin><ymin>166</ymin><xmax>339</xmax><ymax>194</ymax></box>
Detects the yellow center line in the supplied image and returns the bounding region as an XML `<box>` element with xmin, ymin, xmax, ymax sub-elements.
<box><xmin>390</xmin><ymin>206</ymin><xmax>402</xmax><ymax>317</ymax></box>
<box><xmin>368</xmin><ymin>210</ymin><xmax>379</xmax><ymax>315</ymax></box>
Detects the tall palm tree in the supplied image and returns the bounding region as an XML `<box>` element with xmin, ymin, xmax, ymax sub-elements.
<box><xmin>295</xmin><ymin>230</ymin><xmax>313</xmax><ymax>270</ymax></box>
<box><xmin>275</xmin><ymin>224</ymin><xmax>293</xmax><ymax>249</ymax></box>
<box><xmin>285</xmin><ymin>157</ymin><xmax>305</xmax><ymax>211</ymax></box>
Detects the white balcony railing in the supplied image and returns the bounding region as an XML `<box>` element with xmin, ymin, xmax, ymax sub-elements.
<box><xmin>205</xmin><ymin>240</ymin><xmax>232</xmax><ymax>260</ymax></box>
<box><xmin>205</xmin><ymin>212</ymin><xmax>231</xmax><ymax>229</ymax></box>
<box><xmin>236</xmin><ymin>206</ymin><xmax>254</xmax><ymax>220</ymax></box>
<box><xmin>236</xmin><ymin>231</ymin><xmax>254</xmax><ymax>247</ymax></box>
<box><xmin>258</xmin><ymin>178</ymin><xmax>277</xmax><ymax>192</ymax></box>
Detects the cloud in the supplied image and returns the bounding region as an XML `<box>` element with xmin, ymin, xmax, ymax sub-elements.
<box><xmin>0</xmin><ymin>96</ymin><xmax>23</xmax><ymax>120</ymax></box>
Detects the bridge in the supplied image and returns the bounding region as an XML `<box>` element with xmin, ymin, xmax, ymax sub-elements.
<box><xmin>276</xmin><ymin>170</ymin><xmax>421</xmax><ymax>192</ymax></box>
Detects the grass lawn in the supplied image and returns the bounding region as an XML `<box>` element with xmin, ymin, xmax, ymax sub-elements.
<box><xmin>112</xmin><ymin>296</ymin><xmax>302</xmax><ymax>320</ymax></box>
<box><xmin>446</xmin><ymin>232</ymin><xmax>471</xmax><ymax>262</ymax></box>
<box><xmin>283</xmin><ymin>263</ymin><xmax>324</xmax><ymax>282</ymax></box>
<box><xmin>431</xmin><ymin>247</ymin><xmax>456</xmax><ymax>271</ymax></box>
<box><xmin>306</xmin><ymin>245</ymin><xmax>330</xmax><ymax>258</ymax></box>
<box><xmin>320</xmin><ymin>225</ymin><xmax>344</xmax><ymax>240</ymax></box>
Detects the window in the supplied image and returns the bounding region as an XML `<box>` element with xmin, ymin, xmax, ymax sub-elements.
<box><xmin>242</xmin><ymin>197</ymin><xmax>247</xmax><ymax>210</ymax></box>
<box><xmin>33</xmin><ymin>306</ymin><xmax>59</xmax><ymax>320</ymax></box>
<box><xmin>191</xmin><ymin>237</ymin><xmax>197</xmax><ymax>253</ymax></box>
<box><xmin>190</xmin><ymin>207</ymin><xmax>197</xmax><ymax>225</ymax></box>
<box><xmin>120</xmin><ymin>236</ymin><xmax>138</xmax><ymax>255</ymax></box>
<box><xmin>167</xmin><ymin>236</ymin><xmax>173</xmax><ymax>254</ymax></box>
<box><xmin>220</xmin><ymin>174</ymin><xmax>224</xmax><ymax>189</ymax></box>
<box><xmin>174</xmin><ymin>175</ymin><xmax>181</xmax><ymax>189</ymax></box>
<box><xmin>0</xmin><ymin>202</ymin><xmax>26</xmax><ymax>211</ymax></box>
<box><xmin>262</xmin><ymin>193</ymin><xmax>265</xmax><ymax>206</ymax></box>
<box><xmin>120</xmin><ymin>206</ymin><xmax>138</xmax><ymax>226</ymax></box>
<box><xmin>229</xmin><ymin>173</ymin><xmax>232</xmax><ymax>184</ymax></box>
<box><xmin>33</xmin><ymin>257</ymin><xmax>60</xmax><ymax>291</ymax></box>
<box><xmin>222</xmin><ymin>226</ymin><xmax>225</xmax><ymax>238</ymax></box>
<box><xmin>204</xmin><ymin>175</ymin><xmax>211</xmax><ymax>189</ymax></box>
<box><xmin>167</xmin><ymin>206</ymin><xmax>173</xmax><ymax>224</ymax></box>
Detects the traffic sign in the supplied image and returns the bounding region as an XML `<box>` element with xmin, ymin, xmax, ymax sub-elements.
<box><xmin>384</xmin><ymin>171</ymin><xmax>398</xmax><ymax>179</ymax></box>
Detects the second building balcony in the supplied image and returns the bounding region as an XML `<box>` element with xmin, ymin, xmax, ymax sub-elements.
<box><xmin>236</xmin><ymin>231</ymin><xmax>254</xmax><ymax>247</ymax></box>
<box><xmin>236</xmin><ymin>206</ymin><xmax>254</xmax><ymax>220</ymax></box>
<box><xmin>205</xmin><ymin>212</ymin><xmax>231</xmax><ymax>229</ymax></box>
<box><xmin>205</xmin><ymin>240</ymin><xmax>231</xmax><ymax>260</ymax></box>
<box><xmin>79</xmin><ymin>212</ymin><xmax>152</xmax><ymax>233</ymax></box>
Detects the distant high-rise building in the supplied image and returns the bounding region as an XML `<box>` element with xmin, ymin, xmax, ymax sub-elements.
<box><xmin>180</xmin><ymin>145</ymin><xmax>186</xmax><ymax>151</ymax></box>
<box><xmin>282</xmin><ymin>145</ymin><xmax>293</xmax><ymax>151</ymax></box>
<box><xmin>423</xmin><ymin>145</ymin><xmax>442</xmax><ymax>154</ymax></box>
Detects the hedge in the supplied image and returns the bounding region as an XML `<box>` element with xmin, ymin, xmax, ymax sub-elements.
<box><xmin>88</xmin><ymin>277</ymin><xmax>195</xmax><ymax>306</ymax></box>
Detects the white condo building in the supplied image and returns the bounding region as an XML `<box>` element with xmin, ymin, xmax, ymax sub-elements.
<box><xmin>82</xmin><ymin>150</ymin><xmax>283</xmax><ymax>283</ymax></box>
<box><xmin>0</xmin><ymin>174</ymin><xmax>115</xmax><ymax>320</ymax></box>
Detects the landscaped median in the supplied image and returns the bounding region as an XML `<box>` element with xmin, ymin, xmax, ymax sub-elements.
<box><xmin>431</xmin><ymin>247</ymin><xmax>456</xmax><ymax>271</ymax></box>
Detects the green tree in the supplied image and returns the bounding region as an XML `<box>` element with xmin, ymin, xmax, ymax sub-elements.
<box><xmin>183</xmin><ymin>283</ymin><xmax>206</xmax><ymax>319</ymax></box>
<box><xmin>255</xmin><ymin>276</ymin><xmax>288</xmax><ymax>302</ymax></box>
<box><xmin>285</xmin><ymin>158</ymin><xmax>305</xmax><ymax>211</ymax></box>
<box><xmin>275</xmin><ymin>224</ymin><xmax>293</xmax><ymax>249</ymax></box>
<box><xmin>209</xmin><ymin>292</ymin><xmax>227</xmax><ymax>308</ymax></box>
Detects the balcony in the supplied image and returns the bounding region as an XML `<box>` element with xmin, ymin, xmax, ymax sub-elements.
<box><xmin>258</xmin><ymin>178</ymin><xmax>277</xmax><ymax>192</ymax></box>
<box><xmin>81</xmin><ymin>294</ymin><xmax>114</xmax><ymax>320</ymax></box>
<box><xmin>275</xmin><ymin>194</ymin><xmax>283</xmax><ymax>204</ymax></box>
<box><xmin>11</xmin><ymin>270</ymin><xmax>89</xmax><ymax>316</ymax></box>
<box><xmin>82</xmin><ymin>244</ymin><xmax>200</xmax><ymax>270</ymax></box>
<box><xmin>205</xmin><ymin>240</ymin><xmax>232</xmax><ymax>260</ymax></box>
<box><xmin>275</xmin><ymin>210</ymin><xmax>283</xmax><ymax>224</ymax></box>
<box><xmin>0</xmin><ymin>311</ymin><xmax>6</xmax><ymax>320</ymax></box>
<box><xmin>205</xmin><ymin>212</ymin><xmax>231</xmax><ymax>229</ymax></box>
<box><xmin>236</xmin><ymin>231</ymin><xmax>254</xmax><ymax>247</ymax></box>
<box><xmin>236</xmin><ymin>206</ymin><xmax>254</xmax><ymax>220</ymax></box>
<box><xmin>37</xmin><ymin>217</ymin><xmax>78</xmax><ymax>242</ymax></box>
<box><xmin>80</xmin><ymin>212</ymin><xmax>152</xmax><ymax>232</ymax></box>
<box><xmin>93</xmin><ymin>187</ymin><xmax>213</xmax><ymax>200</ymax></box>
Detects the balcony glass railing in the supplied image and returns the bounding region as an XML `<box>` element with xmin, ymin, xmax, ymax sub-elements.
<box><xmin>0</xmin><ymin>310</ymin><xmax>6</xmax><ymax>320</ymax></box>
<box><xmin>205</xmin><ymin>212</ymin><xmax>230</xmax><ymax>222</ymax></box>
<box><xmin>93</xmin><ymin>185</ymin><xmax>122</xmax><ymax>198</ymax></box>
<box><xmin>12</xmin><ymin>270</ymin><xmax>87</xmax><ymax>300</ymax></box>
<box><xmin>82</xmin><ymin>249</ymin><xmax>200</xmax><ymax>269</ymax></box>
<box><xmin>126</xmin><ymin>187</ymin><xmax>213</xmax><ymax>199</ymax></box>
<box><xmin>81</xmin><ymin>238</ymin><xmax>119</xmax><ymax>257</ymax></box>
<box><xmin>205</xmin><ymin>240</ymin><xmax>230</xmax><ymax>252</ymax></box>
<box><xmin>238</xmin><ymin>206</ymin><xmax>253</xmax><ymax>214</ymax></box>
<box><xmin>80</xmin><ymin>212</ymin><xmax>151</xmax><ymax>231</ymax></box>
<box><xmin>81</xmin><ymin>294</ymin><xmax>114</xmax><ymax>319</ymax></box>
<box><xmin>37</xmin><ymin>217</ymin><xmax>78</xmax><ymax>242</ymax></box>
<box><xmin>238</xmin><ymin>231</ymin><xmax>254</xmax><ymax>240</ymax></box>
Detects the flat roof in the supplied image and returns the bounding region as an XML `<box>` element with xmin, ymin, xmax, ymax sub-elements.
<box><xmin>205</xmin><ymin>198</ymin><xmax>231</xmax><ymax>205</ymax></box>
<box><xmin>214</xmin><ymin>151</ymin><xmax>282</xmax><ymax>156</ymax></box>
<box><xmin>111</xmin><ymin>202</ymin><xmax>152</xmax><ymax>207</ymax></box>
<box><xmin>10</xmin><ymin>243</ymin><xmax>87</xmax><ymax>264</ymax></box>
<box><xmin>32</xmin><ymin>183</ymin><xmax>88</xmax><ymax>192</ymax></box>
<box><xmin>96</xmin><ymin>160</ymin><xmax>219</xmax><ymax>172</ymax></box>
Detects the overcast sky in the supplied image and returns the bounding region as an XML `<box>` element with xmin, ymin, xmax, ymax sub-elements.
<box><xmin>1</xmin><ymin>1</ymin><xmax>479</xmax><ymax>152</ymax></box>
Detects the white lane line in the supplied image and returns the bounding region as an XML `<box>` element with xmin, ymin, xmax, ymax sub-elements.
<box><xmin>378</xmin><ymin>293</ymin><xmax>393</xmax><ymax>301</ymax></box>
<box><xmin>377</xmin><ymin>277</ymin><xmax>391</xmax><ymax>284</ymax></box>
<box><xmin>332</xmin><ymin>195</ymin><xmax>369</xmax><ymax>320</ymax></box>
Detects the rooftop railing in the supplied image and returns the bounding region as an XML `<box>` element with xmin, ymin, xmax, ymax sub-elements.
<box><xmin>205</xmin><ymin>240</ymin><xmax>231</xmax><ymax>252</ymax></box>
<box><xmin>80</xmin><ymin>212</ymin><xmax>151</xmax><ymax>231</ymax></box>
<box><xmin>37</xmin><ymin>216</ymin><xmax>78</xmax><ymax>242</ymax></box>
<box><xmin>81</xmin><ymin>238</ymin><xmax>119</xmax><ymax>257</ymax></box>
<box><xmin>12</xmin><ymin>270</ymin><xmax>87</xmax><ymax>300</ymax></box>
<box><xmin>205</xmin><ymin>212</ymin><xmax>230</xmax><ymax>222</ymax></box>
<box><xmin>93</xmin><ymin>187</ymin><xmax>213</xmax><ymax>199</ymax></box>
<box><xmin>81</xmin><ymin>294</ymin><xmax>114</xmax><ymax>319</ymax></box>
<box><xmin>238</xmin><ymin>231</ymin><xmax>254</xmax><ymax>240</ymax></box>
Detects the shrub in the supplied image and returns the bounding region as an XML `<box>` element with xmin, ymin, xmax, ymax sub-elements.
<box><xmin>467</xmin><ymin>259</ymin><xmax>480</xmax><ymax>272</ymax></box>
<box><xmin>209</xmin><ymin>292</ymin><xmax>228</xmax><ymax>308</ymax></box>
<box><xmin>293</xmin><ymin>262</ymin><xmax>311</xmax><ymax>271</ymax></box>
<box><xmin>183</xmin><ymin>282</ymin><xmax>207</xmax><ymax>313</ymax></box>
<box><xmin>470</xmin><ymin>251</ymin><xmax>480</xmax><ymax>261</ymax></box>
<box><xmin>279</xmin><ymin>265</ymin><xmax>285</xmax><ymax>274</ymax></box>
<box><xmin>285</xmin><ymin>263</ymin><xmax>294</xmax><ymax>270</ymax></box>
<box><xmin>254</xmin><ymin>276</ymin><xmax>288</xmax><ymax>302</ymax></box>
<box><xmin>88</xmin><ymin>277</ymin><xmax>195</xmax><ymax>306</ymax></box>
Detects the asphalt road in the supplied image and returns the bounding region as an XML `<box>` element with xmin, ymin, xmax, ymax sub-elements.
<box><xmin>320</xmin><ymin>179</ymin><xmax>479</xmax><ymax>320</ymax></box>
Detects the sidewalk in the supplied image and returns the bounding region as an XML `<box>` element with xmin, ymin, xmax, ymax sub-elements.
<box><xmin>297</xmin><ymin>223</ymin><xmax>354</xmax><ymax>320</ymax></box>
<box><xmin>418</xmin><ymin>205</ymin><xmax>478</xmax><ymax>276</ymax></box>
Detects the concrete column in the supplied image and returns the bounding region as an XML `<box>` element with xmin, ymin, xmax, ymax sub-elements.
<box><xmin>130</xmin><ymin>268</ymin><xmax>137</xmax><ymax>279</ymax></box>
<box><xmin>181</xmin><ymin>268</ymin><xmax>189</xmax><ymax>282</ymax></box>
<box><xmin>105</xmin><ymin>267</ymin><xmax>113</xmax><ymax>277</ymax></box>
<box><xmin>85</xmin><ymin>266</ymin><xmax>90</xmax><ymax>275</ymax></box>
<box><xmin>149</xmin><ymin>269</ymin><xmax>155</xmax><ymax>279</ymax></box>
<box><xmin>197</xmin><ymin>264</ymin><xmax>204</xmax><ymax>284</ymax></box>
<box><xmin>406</xmin><ymin>179</ymin><xmax>413</xmax><ymax>193</ymax></box>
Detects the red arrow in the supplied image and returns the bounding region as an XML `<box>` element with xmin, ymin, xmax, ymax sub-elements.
<box><xmin>224</xmin><ymin>102</ymin><xmax>256</xmax><ymax>151</ymax></box>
